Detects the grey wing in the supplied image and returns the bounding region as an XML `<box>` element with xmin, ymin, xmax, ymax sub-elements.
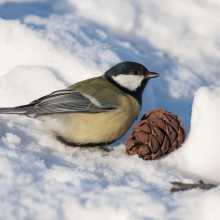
<box><xmin>19</xmin><ymin>89</ymin><xmax>119</xmax><ymax>115</ymax></box>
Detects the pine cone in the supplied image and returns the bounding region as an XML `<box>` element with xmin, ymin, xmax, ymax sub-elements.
<box><xmin>125</xmin><ymin>108</ymin><xmax>186</xmax><ymax>160</ymax></box>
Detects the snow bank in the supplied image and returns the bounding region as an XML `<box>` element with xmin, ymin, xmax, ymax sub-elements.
<box><xmin>0</xmin><ymin>18</ymin><xmax>104</xmax><ymax>85</ymax></box>
<box><xmin>68</xmin><ymin>0</ymin><xmax>220</xmax><ymax>60</ymax></box>
<box><xmin>0</xmin><ymin>66</ymin><xmax>66</xmax><ymax>106</ymax></box>
<box><xmin>162</xmin><ymin>87</ymin><xmax>220</xmax><ymax>184</ymax></box>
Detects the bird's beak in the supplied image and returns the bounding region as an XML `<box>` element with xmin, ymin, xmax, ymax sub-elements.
<box><xmin>147</xmin><ymin>72</ymin><xmax>160</xmax><ymax>79</ymax></box>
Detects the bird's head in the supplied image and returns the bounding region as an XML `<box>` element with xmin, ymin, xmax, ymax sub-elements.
<box><xmin>104</xmin><ymin>61</ymin><xmax>159</xmax><ymax>105</ymax></box>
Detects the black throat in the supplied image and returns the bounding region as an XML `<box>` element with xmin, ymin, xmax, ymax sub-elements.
<box><xmin>105</xmin><ymin>75</ymin><xmax>148</xmax><ymax>106</ymax></box>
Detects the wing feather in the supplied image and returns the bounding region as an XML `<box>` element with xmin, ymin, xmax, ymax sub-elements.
<box><xmin>24</xmin><ymin>89</ymin><xmax>118</xmax><ymax>115</ymax></box>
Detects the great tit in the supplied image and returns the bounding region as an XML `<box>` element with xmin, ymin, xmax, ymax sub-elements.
<box><xmin>0</xmin><ymin>62</ymin><xmax>159</xmax><ymax>147</ymax></box>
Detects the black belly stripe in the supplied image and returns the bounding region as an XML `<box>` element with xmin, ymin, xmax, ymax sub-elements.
<box><xmin>56</xmin><ymin>134</ymin><xmax>116</xmax><ymax>147</ymax></box>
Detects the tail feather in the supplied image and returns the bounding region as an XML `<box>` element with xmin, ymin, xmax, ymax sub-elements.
<box><xmin>0</xmin><ymin>107</ymin><xmax>28</xmax><ymax>114</ymax></box>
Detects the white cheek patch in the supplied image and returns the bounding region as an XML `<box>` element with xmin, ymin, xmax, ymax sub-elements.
<box><xmin>112</xmin><ymin>74</ymin><xmax>145</xmax><ymax>91</ymax></box>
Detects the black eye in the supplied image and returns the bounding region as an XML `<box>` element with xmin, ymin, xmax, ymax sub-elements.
<box><xmin>132</xmin><ymin>70</ymin><xmax>138</xmax><ymax>75</ymax></box>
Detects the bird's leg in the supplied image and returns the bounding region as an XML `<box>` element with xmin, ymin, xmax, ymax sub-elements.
<box><xmin>170</xmin><ymin>180</ymin><xmax>217</xmax><ymax>192</ymax></box>
<box><xmin>99</xmin><ymin>145</ymin><xmax>114</xmax><ymax>152</ymax></box>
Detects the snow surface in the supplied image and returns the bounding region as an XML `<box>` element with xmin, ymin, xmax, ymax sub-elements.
<box><xmin>0</xmin><ymin>0</ymin><xmax>220</xmax><ymax>219</ymax></box>
<box><xmin>161</xmin><ymin>87</ymin><xmax>220</xmax><ymax>184</ymax></box>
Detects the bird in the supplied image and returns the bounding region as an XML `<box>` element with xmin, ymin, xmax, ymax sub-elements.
<box><xmin>0</xmin><ymin>61</ymin><xmax>159</xmax><ymax>149</ymax></box>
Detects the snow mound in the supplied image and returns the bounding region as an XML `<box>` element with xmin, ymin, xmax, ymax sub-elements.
<box><xmin>162</xmin><ymin>86</ymin><xmax>220</xmax><ymax>183</ymax></box>
<box><xmin>0</xmin><ymin>66</ymin><xmax>66</xmax><ymax>107</ymax></box>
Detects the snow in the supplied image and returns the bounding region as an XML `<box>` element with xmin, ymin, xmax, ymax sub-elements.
<box><xmin>0</xmin><ymin>66</ymin><xmax>66</xmax><ymax>106</ymax></box>
<box><xmin>2</xmin><ymin>132</ymin><xmax>21</xmax><ymax>144</ymax></box>
<box><xmin>0</xmin><ymin>0</ymin><xmax>220</xmax><ymax>219</ymax></box>
<box><xmin>161</xmin><ymin>87</ymin><xmax>220</xmax><ymax>184</ymax></box>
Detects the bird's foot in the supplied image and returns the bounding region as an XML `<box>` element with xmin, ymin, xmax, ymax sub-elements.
<box><xmin>170</xmin><ymin>180</ymin><xmax>217</xmax><ymax>192</ymax></box>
